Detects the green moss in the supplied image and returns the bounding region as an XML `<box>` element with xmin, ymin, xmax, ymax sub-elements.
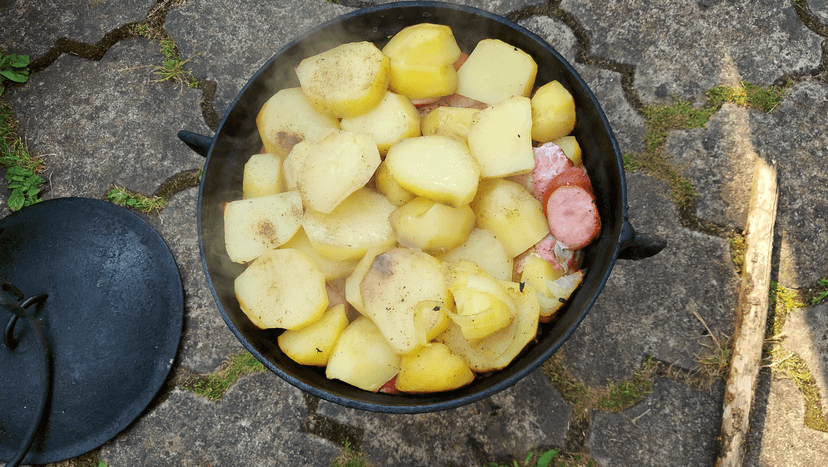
<box><xmin>332</xmin><ymin>440</ymin><xmax>373</xmax><ymax>467</ymax></box>
<box><xmin>706</xmin><ymin>80</ymin><xmax>790</xmax><ymax>113</ymax></box>
<box><xmin>728</xmin><ymin>233</ymin><xmax>746</xmax><ymax>275</ymax></box>
<box><xmin>182</xmin><ymin>351</ymin><xmax>267</xmax><ymax>401</ymax></box>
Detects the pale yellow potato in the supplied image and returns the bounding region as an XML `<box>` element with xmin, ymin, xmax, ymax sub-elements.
<box><xmin>470</xmin><ymin>178</ymin><xmax>550</xmax><ymax>258</ymax></box>
<box><xmin>326</xmin><ymin>316</ymin><xmax>401</xmax><ymax>392</ymax></box>
<box><xmin>531</xmin><ymin>80</ymin><xmax>576</xmax><ymax>143</ymax></box>
<box><xmin>467</xmin><ymin>95</ymin><xmax>534</xmax><ymax>178</ymax></box>
<box><xmin>389</xmin><ymin>197</ymin><xmax>476</xmax><ymax>254</ymax></box>
<box><xmin>293</xmin><ymin>130</ymin><xmax>381</xmax><ymax>214</ymax></box>
<box><xmin>552</xmin><ymin>135</ymin><xmax>583</xmax><ymax>166</ymax></box>
<box><xmin>388</xmin><ymin>61</ymin><xmax>458</xmax><ymax>100</ymax></box>
<box><xmin>444</xmin><ymin>266</ymin><xmax>516</xmax><ymax>340</ymax></box>
<box><xmin>375</xmin><ymin>160</ymin><xmax>415</xmax><ymax>206</ymax></box>
<box><xmin>384</xmin><ymin>135</ymin><xmax>480</xmax><ymax>208</ymax></box>
<box><xmin>301</xmin><ymin>188</ymin><xmax>397</xmax><ymax>262</ymax></box>
<box><xmin>456</xmin><ymin>39</ymin><xmax>537</xmax><ymax>105</ymax></box>
<box><xmin>281</xmin><ymin>228</ymin><xmax>359</xmax><ymax>281</ymax></box>
<box><xmin>224</xmin><ymin>191</ymin><xmax>304</xmax><ymax>263</ymax></box>
<box><xmin>520</xmin><ymin>254</ymin><xmax>565</xmax><ymax>319</ymax></box>
<box><xmin>295</xmin><ymin>41</ymin><xmax>391</xmax><ymax>118</ymax></box>
<box><xmin>256</xmin><ymin>87</ymin><xmax>340</xmax><ymax>158</ymax></box>
<box><xmin>420</xmin><ymin>106</ymin><xmax>479</xmax><ymax>142</ymax></box>
<box><xmin>344</xmin><ymin>244</ymin><xmax>394</xmax><ymax>315</ymax></box>
<box><xmin>381</xmin><ymin>23</ymin><xmax>462</xmax><ymax>65</ymax></box>
<box><xmin>535</xmin><ymin>270</ymin><xmax>584</xmax><ymax>320</ymax></box>
<box><xmin>282</xmin><ymin>140</ymin><xmax>311</xmax><ymax>192</ymax></box>
<box><xmin>340</xmin><ymin>92</ymin><xmax>421</xmax><ymax>155</ymax></box>
<box><xmin>438</xmin><ymin>280</ymin><xmax>540</xmax><ymax>372</ymax></box>
<box><xmin>396</xmin><ymin>342</ymin><xmax>474</xmax><ymax>393</ymax></box>
<box><xmin>437</xmin><ymin>229</ymin><xmax>513</xmax><ymax>281</ymax></box>
<box><xmin>243</xmin><ymin>153</ymin><xmax>285</xmax><ymax>199</ymax></box>
<box><xmin>412</xmin><ymin>300</ymin><xmax>451</xmax><ymax>342</ymax></box>
<box><xmin>277</xmin><ymin>304</ymin><xmax>349</xmax><ymax>366</ymax></box>
<box><xmin>360</xmin><ymin>248</ymin><xmax>448</xmax><ymax>355</ymax></box>
<box><xmin>235</xmin><ymin>248</ymin><xmax>328</xmax><ymax>330</ymax></box>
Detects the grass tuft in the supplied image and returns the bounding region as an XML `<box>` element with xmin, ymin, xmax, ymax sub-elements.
<box><xmin>706</xmin><ymin>80</ymin><xmax>791</xmax><ymax>113</ymax></box>
<box><xmin>182</xmin><ymin>351</ymin><xmax>266</xmax><ymax>401</ymax></box>
<box><xmin>105</xmin><ymin>185</ymin><xmax>167</xmax><ymax>213</ymax></box>
<box><xmin>332</xmin><ymin>440</ymin><xmax>373</xmax><ymax>467</ymax></box>
<box><xmin>153</xmin><ymin>38</ymin><xmax>200</xmax><ymax>88</ymax></box>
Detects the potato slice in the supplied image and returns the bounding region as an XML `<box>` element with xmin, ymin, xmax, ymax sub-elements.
<box><xmin>281</xmin><ymin>228</ymin><xmax>359</xmax><ymax>281</ymax></box>
<box><xmin>384</xmin><ymin>135</ymin><xmax>480</xmax><ymax>208</ymax></box>
<box><xmin>381</xmin><ymin>23</ymin><xmax>462</xmax><ymax>66</ymax></box>
<box><xmin>344</xmin><ymin>244</ymin><xmax>394</xmax><ymax>315</ymax></box>
<box><xmin>456</xmin><ymin>39</ymin><xmax>538</xmax><ymax>105</ymax></box>
<box><xmin>243</xmin><ymin>153</ymin><xmax>284</xmax><ymax>199</ymax></box>
<box><xmin>388</xmin><ymin>61</ymin><xmax>457</xmax><ymax>100</ymax></box>
<box><xmin>375</xmin><ymin>160</ymin><xmax>416</xmax><ymax>207</ymax></box>
<box><xmin>302</xmin><ymin>188</ymin><xmax>396</xmax><ymax>262</ymax></box>
<box><xmin>389</xmin><ymin>197</ymin><xmax>476</xmax><ymax>254</ymax></box>
<box><xmin>224</xmin><ymin>191</ymin><xmax>303</xmax><ymax>263</ymax></box>
<box><xmin>412</xmin><ymin>300</ymin><xmax>451</xmax><ymax>342</ymax></box>
<box><xmin>234</xmin><ymin>248</ymin><xmax>328</xmax><ymax>330</ymax></box>
<box><xmin>256</xmin><ymin>87</ymin><xmax>340</xmax><ymax>158</ymax></box>
<box><xmin>531</xmin><ymin>80</ymin><xmax>577</xmax><ymax>143</ymax></box>
<box><xmin>552</xmin><ymin>135</ymin><xmax>582</xmax><ymax>166</ymax></box>
<box><xmin>277</xmin><ymin>304</ymin><xmax>349</xmax><ymax>366</ymax></box>
<box><xmin>396</xmin><ymin>342</ymin><xmax>474</xmax><ymax>393</ymax></box>
<box><xmin>360</xmin><ymin>248</ymin><xmax>448</xmax><ymax>355</ymax></box>
<box><xmin>295</xmin><ymin>41</ymin><xmax>391</xmax><ymax>118</ymax></box>
<box><xmin>340</xmin><ymin>92</ymin><xmax>421</xmax><ymax>155</ymax></box>
<box><xmin>467</xmin><ymin>95</ymin><xmax>534</xmax><ymax>179</ymax></box>
<box><xmin>293</xmin><ymin>130</ymin><xmax>381</xmax><ymax>214</ymax></box>
<box><xmin>326</xmin><ymin>316</ymin><xmax>401</xmax><ymax>392</ymax></box>
<box><xmin>470</xmin><ymin>178</ymin><xmax>550</xmax><ymax>258</ymax></box>
<box><xmin>437</xmin><ymin>229</ymin><xmax>513</xmax><ymax>281</ymax></box>
<box><xmin>421</xmin><ymin>106</ymin><xmax>479</xmax><ymax>142</ymax></box>
<box><xmin>520</xmin><ymin>254</ymin><xmax>565</xmax><ymax>319</ymax></box>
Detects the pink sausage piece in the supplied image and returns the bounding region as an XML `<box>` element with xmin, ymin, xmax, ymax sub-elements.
<box><xmin>531</xmin><ymin>142</ymin><xmax>573</xmax><ymax>201</ymax></box>
<box><xmin>543</xmin><ymin>186</ymin><xmax>601</xmax><ymax>250</ymax></box>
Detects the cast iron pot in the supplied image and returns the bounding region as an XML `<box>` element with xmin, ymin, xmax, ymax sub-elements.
<box><xmin>181</xmin><ymin>1</ymin><xmax>665</xmax><ymax>414</ymax></box>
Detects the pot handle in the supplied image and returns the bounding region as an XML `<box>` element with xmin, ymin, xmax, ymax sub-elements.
<box><xmin>2</xmin><ymin>282</ymin><xmax>52</xmax><ymax>467</ymax></box>
<box><xmin>617</xmin><ymin>220</ymin><xmax>666</xmax><ymax>260</ymax></box>
<box><xmin>178</xmin><ymin>130</ymin><xmax>213</xmax><ymax>158</ymax></box>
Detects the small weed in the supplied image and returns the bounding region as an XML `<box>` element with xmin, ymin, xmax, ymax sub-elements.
<box><xmin>105</xmin><ymin>185</ymin><xmax>167</xmax><ymax>213</ymax></box>
<box><xmin>811</xmin><ymin>278</ymin><xmax>828</xmax><ymax>305</ymax></box>
<box><xmin>487</xmin><ymin>449</ymin><xmax>561</xmax><ymax>467</ymax></box>
<box><xmin>332</xmin><ymin>440</ymin><xmax>373</xmax><ymax>467</ymax></box>
<box><xmin>0</xmin><ymin>51</ymin><xmax>29</xmax><ymax>96</ymax></box>
<box><xmin>1</xmin><ymin>101</ymin><xmax>46</xmax><ymax>210</ymax></box>
<box><xmin>707</xmin><ymin>80</ymin><xmax>790</xmax><ymax>113</ymax></box>
<box><xmin>182</xmin><ymin>351</ymin><xmax>266</xmax><ymax>401</ymax></box>
<box><xmin>728</xmin><ymin>233</ymin><xmax>746</xmax><ymax>275</ymax></box>
<box><xmin>153</xmin><ymin>38</ymin><xmax>200</xmax><ymax>88</ymax></box>
<box><xmin>596</xmin><ymin>370</ymin><xmax>653</xmax><ymax>412</ymax></box>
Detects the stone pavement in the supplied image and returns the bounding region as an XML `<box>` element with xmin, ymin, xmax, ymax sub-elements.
<box><xmin>1</xmin><ymin>0</ymin><xmax>827</xmax><ymax>466</ymax></box>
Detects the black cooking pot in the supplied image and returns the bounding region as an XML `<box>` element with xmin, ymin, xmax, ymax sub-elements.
<box><xmin>181</xmin><ymin>1</ymin><xmax>664</xmax><ymax>414</ymax></box>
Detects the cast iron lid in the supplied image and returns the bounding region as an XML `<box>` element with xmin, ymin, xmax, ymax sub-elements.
<box><xmin>0</xmin><ymin>197</ymin><xmax>184</xmax><ymax>465</ymax></box>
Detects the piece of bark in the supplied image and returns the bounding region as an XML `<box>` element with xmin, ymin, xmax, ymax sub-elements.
<box><xmin>716</xmin><ymin>158</ymin><xmax>779</xmax><ymax>466</ymax></box>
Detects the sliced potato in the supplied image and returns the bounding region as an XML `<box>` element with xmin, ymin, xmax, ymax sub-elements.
<box><xmin>531</xmin><ymin>80</ymin><xmax>576</xmax><ymax>143</ymax></box>
<box><xmin>552</xmin><ymin>135</ymin><xmax>582</xmax><ymax>166</ymax></box>
<box><xmin>396</xmin><ymin>342</ymin><xmax>474</xmax><ymax>393</ymax></box>
<box><xmin>388</xmin><ymin>61</ymin><xmax>458</xmax><ymax>100</ymax></box>
<box><xmin>302</xmin><ymin>188</ymin><xmax>397</xmax><ymax>262</ymax></box>
<box><xmin>389</xmin><ymin>197</ymin><xmax>476</xmax><ymax>254</ymax></box>
<box><xmin>340</xmin><ymin>91</ymin><xmax>421</xmax><ymax>155</ymax></box>
<box><xmin>293</xmin><ymin>130</ymin><xmax>381</xmax><ymax>214</ymax></box>
<box><xmin>437</xmin><ymin>229</ymin><xmax>513</xmax><ymax>281</ymax></box>
<box><xmin>412</xmin><ymin>300</ymin><xmax>451</xmax><ymax>342</ymax></box>
<box><xmin>375</xmin><ymin>160</ymin><xmax>416</xmax><ymax>207</ymax></box>
<box><xmin>470</xmin><ymin>178</ymin><xmax>550</xmax><ymax>258</ymax></box>
<box><xmin>381</xmin><ymin>23</ymin><xmax>462</xmax><ymax>65</ymax></box>
<box><xmin>467</xmin><ymin>95</ymin><xmax>534</xmax><ymax>179</ymax></box>
<box><xmin>295</xmin><ymin>41</ymin><xmax>391</xmax><ymax>118</ymax></box>
<box><xmin>281</xmin><ymin>228</ymin><xmax>359</xmax><ymax>281</ymax></box>
<box><xmin>360</xmin><ymin>248</ymin><xmax>448</xmax><ymax>355</ymax></box>
<box><xmin>278</xmin><ymin>304</ymin><xmax>349</xmax><ymax>366</ymax></box>
<box><xmin>456</xmin><ymin>39</ymin><xmax>538</xmax><ymax>105</ymax></box>
<box><xmin>243</xmin><ymin>153</ymin><xmax>285</xmax><ymax>199</ymax></box>
<box><xmin>384</xmin><ymin>135</ymin><xmax>480</xmax><ymax>208</ymax></box>
<box><xmin>235</xmin><ymin>248</ymin><xmax>328</xmax><ymax>330</ymax></box>
<box><xmin>326</xmin><ymin>316</ymin><xmax>401</xmax><ymax>392</ymax></box>
<box><xmin>344</xmin><ymin>244</ymin><xmax>395</xmax><ymax>315</ymax></box>
<box><xmin>256</xmin><ymin>87</ymin><xmax>340</xmax><ymax>158</ymax></box>
<box><xmin>421</xmin><ymin>106</ymin><xmax>479</xmax><ymax>142</ymax></box>
<box><xmin>224</xmin><ymin>191</ymin><xmax>304</xmax><ymax>263</ymax></box>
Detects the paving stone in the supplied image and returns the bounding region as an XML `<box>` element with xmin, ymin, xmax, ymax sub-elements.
<box><xmin>811</xmin><ymin>0</ymin><xmax>828</xmax><ymax>24</ymax></box>
<box><xmin>560</xmin><ymin>0</ymin><xmax>823</xmax><ymax>105</ymax></box>
<box><xmin>745</xmin><ymin>372</ymin><xmax>828</xmax><ymax>467</ymax></box>
<box><xmin>317</xmin><ymin>370</ymin><xmax>570</xmax><ymax>467</ymax></box>
<box><xmin>165</xmin><ymin>0</ymin><xmax>353</xmax><ymax>120</ymax></box>
<box><xmin>147</xmin><ymin>187</ymin><xmax>244</xmax><ymax>374</ymax></box>
<box><xmin>587</xmin><ymin>376</ymin><xmax>723</xmax><ymax>467</ymax></box>
<box><xmin>558</xmin><ymin>172</ymin><xmax>739</xmax><ymax>386</ymax></box>
<box><xmin>99</xmin><ymin>373</ymin><xmax>342</xmax><ymax>467</ymax></box>
<box><xmin>3</xmin><ymin>38</ymin><xmax>210</xmax><ymax>200</ymax></box>
<box><xmin>0</xmin><ymin>0</ymin><xmax>155</xmax><ymax>58</ymax></box>
<box><xmin>780</xmin><ymin>302</ymin><xmax>828</xmax><ymax>407</ymax></box>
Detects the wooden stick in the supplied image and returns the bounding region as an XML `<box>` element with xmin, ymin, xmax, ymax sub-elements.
<box><xmin>716</xmin><ymin>157</ymin><xmax>779</xmax><ymax>467</ymax></box>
